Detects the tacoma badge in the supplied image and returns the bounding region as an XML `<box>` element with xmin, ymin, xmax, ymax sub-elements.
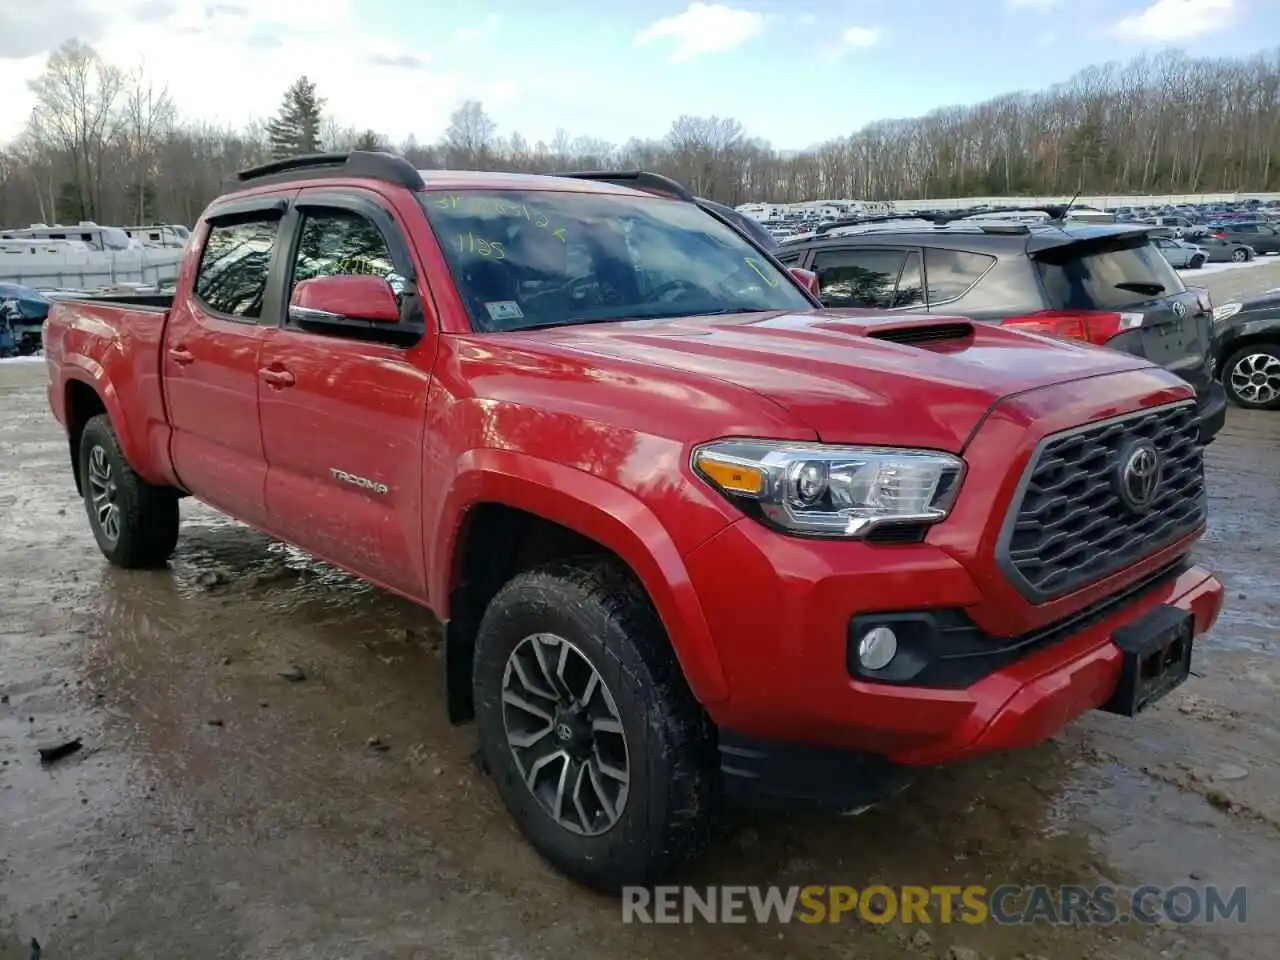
<box><xmin>330</xmin><ymin>467</ymin><xmax>389</xmax><ymax>494</ymax></box>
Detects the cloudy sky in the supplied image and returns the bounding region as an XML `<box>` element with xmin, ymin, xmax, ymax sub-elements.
<box><xmin>0</xmin><ymin>0</ymin><xmax>1270</xmax><ymax>150</ymax></box>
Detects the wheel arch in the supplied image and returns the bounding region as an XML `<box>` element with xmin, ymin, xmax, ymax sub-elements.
<box><xmin>436</xmin><ymin>450</ymin><xmax>729</xmax><ymax>724</ymax></box>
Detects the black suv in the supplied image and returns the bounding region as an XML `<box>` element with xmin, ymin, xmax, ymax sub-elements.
<box><xmin>775</xmin><ymin>213</ymin><xmax>1228</xmax><ymax>444</ymax></box>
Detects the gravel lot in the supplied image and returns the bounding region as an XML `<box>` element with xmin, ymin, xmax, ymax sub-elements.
<box><xmin>1</xmin><ymin>262</ymin><xmax>1278</xmax><ymax>959</ymax></box>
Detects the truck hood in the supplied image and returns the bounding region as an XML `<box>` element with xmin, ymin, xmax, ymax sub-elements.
<box><xmin>515</xmin><ymin>310</ymin><xmax>1160</xmax><ymax>452</ymax></box>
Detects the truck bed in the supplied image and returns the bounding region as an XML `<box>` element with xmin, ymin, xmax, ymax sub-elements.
<box><xmin>44</xmin><ymin>295</ymin><xmax>177</xmax><ymax>489</ymax></box>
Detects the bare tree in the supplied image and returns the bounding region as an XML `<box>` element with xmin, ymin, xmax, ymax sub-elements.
<box><xmin>121</xmin><ymin>60</ymin><xmax>176</xmax><ymax>223</ymax></box>
<box><xmin>443</xmin><ymin>101</ymin><xmax>497</xmax><ymax>168</ymax></box>
<box><xmin>26</xmin><ymin>39</ymin><xmax>125</xmax><ymax>222</ymax></box>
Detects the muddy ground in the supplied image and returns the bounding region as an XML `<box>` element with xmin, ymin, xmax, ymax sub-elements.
<box><xmin>2</xmin><ymin>266</ymin><xmax>1277</xmax><ymax>959</ymax></box>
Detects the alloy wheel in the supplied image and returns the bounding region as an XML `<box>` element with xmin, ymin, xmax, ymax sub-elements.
<box><xmin>501</xmin><ymin>632</ymin><xmax>630</xmax><ymax>836</ymax></box>
<box><xmin>1229</xmin><ymin>352</ymin><xmax>1280</xmax><ymax>406</ymax></box>
<box><xmin>87</xmin><ymin>445</ymin><xmax>122</xmax><ymax>542</ymax></box>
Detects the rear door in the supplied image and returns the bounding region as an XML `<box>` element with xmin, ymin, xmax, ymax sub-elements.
<box><xmin>1033</xmin><ymin>235</ymin><xmax>1212</xmax><ymax>393</ymax></box>
<box><xmin>163</xmin><ymin>195</ymin><xmax>293</xmax><ymax>526</ymax></box>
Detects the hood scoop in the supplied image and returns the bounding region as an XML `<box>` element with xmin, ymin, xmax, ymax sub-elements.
<box><xmin>868</xmin><ymin>321</ymin><xmax>975</xmax><ymax>347</ymax></box>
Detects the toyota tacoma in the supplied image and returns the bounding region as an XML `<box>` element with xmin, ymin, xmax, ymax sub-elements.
<box><xmin>43</xmin><ymin>153</ymin><xmax>1224</xmax><ymax>892</ymax></box>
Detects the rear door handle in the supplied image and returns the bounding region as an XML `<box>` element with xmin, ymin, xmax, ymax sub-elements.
<box><xmin>168</xmin><ymin>347</ymin><xmax>194</xmax><ymax>364</ymax></box>
<box><xmin>259</xmin><ymin>367</ymin><xmax>295</xmax><ymax>388</ymax></box>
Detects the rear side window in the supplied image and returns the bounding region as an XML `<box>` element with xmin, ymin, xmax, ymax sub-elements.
<box><xmin>195</xmin><ymin>218</ymin><xmax>281</xmax><ymax>319</ymax></box>
<box><xmin>812</xmin><ymin>248</ymin><xmax>905</xmax><ymax>308</ymax></box>
<box><xmin>923</xmin><ymin>249</ymin><xmax>995</xmax><ymax>303</ymax></box>
<box><xmin>1035</xmin><ymin>239</ymin><xmax>1185</xmax><ymax>311</ymax></box>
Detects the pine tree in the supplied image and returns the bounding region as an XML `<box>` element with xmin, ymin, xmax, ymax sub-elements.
<box><xmin>266</xmin><ymin>76</ymin><xmax>325</xmax><ymax>159</ymax></box>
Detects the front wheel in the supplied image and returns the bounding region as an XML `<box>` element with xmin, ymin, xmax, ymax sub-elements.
<box><xmin>1232</xmin><ymin>248</ymin><xmax>1249</xmax><ymax>263</ymax></box>
<box><xmin>1189</xmin><ymin>255</ymin><xmax>1206</xmax><ymax>269</ymax></box>
<box><xmin>1222</xmin><ymin>342</ymin><xmax>1280</xmax><ymax>410</ymax></box>
<box><xmin>79</xmin><ymin>414</ymin><xmax>180</xmax><ymax>567</ymax></box>
<box><xmin>473</xmin><ymin>557</ymin><xmax>717</xmax><ymax>892</ymax></box>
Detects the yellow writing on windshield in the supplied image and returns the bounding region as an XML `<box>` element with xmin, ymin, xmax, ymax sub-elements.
<box><xmin>431</xmin><ymin>194</ymin><xmax>568</xmax><ymax>243</ymax></box>
<box><xmin>454</xmin><ymin>232</ymin><xmax>506</xmax><ymax>259</ymax></box>
<box><xmin>745</xmin><ymin>257</ymin><xmax>780</xmax><ymax>287</ymax></box>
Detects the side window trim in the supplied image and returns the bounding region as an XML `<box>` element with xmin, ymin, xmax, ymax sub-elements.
<box><xmin>192</xmin><ymin>205</ymin><xmax>291</xmax><ymax>325</ymax></box>
<box><xmin>277</xmin><ymin>192</ymin><xmax>425</xmax><ymax>347</ymax></box>
<box><xmin>891</xmin><ymin>248</ymin><xmax>925</xmax><ymax>309</ymax></box>
<box><xmin>921</xmin><ymin>247</ymin><xmax>997</xmax><ymax>308</ymax></box>
<box><xmin>294</xmin><ymin>190</ymin><xmax>417</xmax><ymax>282</ymax></box>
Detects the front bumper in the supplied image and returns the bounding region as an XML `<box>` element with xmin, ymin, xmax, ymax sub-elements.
<box><xmin>687</xmin><ymin>518</ymin><xmax>1223</xmax><ymax>807</ymax></box>
<box><xmin>1197</xmin><ymin>380</ymin><xmax>1228</xmax><ymax>444</ymax></box>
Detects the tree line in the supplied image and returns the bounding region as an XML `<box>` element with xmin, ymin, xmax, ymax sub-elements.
<box><xmin>1</xmin><ymin>39</ymin><xmax>1278</xmax><ymax>230</ymax></box>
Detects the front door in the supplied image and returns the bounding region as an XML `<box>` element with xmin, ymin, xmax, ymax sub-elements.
<box><xmin>257</xmin><ymin>189</ymin><xmax>433</xmax><ymax>598</ymax></box>
<box><xmin>164</xmin><ymin>204</ymin><xmax>291</xmax><ymax>527</ymax></box>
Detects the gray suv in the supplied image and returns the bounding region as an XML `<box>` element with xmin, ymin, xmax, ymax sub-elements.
<box><xmin>775</xmin><ymin>213</ymin><xmax>1228</xmax><ymax>444</ymax></box>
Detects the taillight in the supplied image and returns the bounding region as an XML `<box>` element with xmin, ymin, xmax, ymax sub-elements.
<box><xmin>1214</xmin><ymin>232</ymin><xmax>1227</xmax><ymax>240</ymax></box>
<box><xmin>1002</xmin><ymin>309</ymin><xmax>1144</xmax><ymax>345</ymax></box>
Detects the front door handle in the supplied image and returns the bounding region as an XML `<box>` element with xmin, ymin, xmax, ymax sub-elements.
<box><xmin>168</xmin><ymin>346</ymin><xmax>194</xmax><ymax>364</ymax></box>
<box><xmin>259</xmin><ymin>366</ymin><xmax>295</xmax><ymax>388</ymax></box>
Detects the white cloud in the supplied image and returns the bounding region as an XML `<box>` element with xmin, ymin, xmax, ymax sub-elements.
<box><xmin>454</xmin><ymin>13</ymin><xmax>501</xmax><ymax>44</ymax></box>
<box><xmin>1007</xmin><ymin>0</ymin><xmax>1057</xmax><ymax>10</ymax></box>
<box><xmin>841</xmin><ymin>26</ymin><xmax>882</xmax><ymax>49</ymax></box>
<box><xmin>1112</xmin><ymin>0</ymin><xmax>1238</xmax><ymax>40</ymax></box>
<box><xmin>0</xmin><ymin>0</ymin><xmax>510</xmax><ymax>144</ymax></box>
<box><xmin>635</xmin><ymin>2</ymin><xmax>763</xmax><ymax>62</ymax></box>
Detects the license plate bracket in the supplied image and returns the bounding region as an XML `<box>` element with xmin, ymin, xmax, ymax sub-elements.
<box><xmin>1100</xmin><ymin>604</ymin><xmax>1194</xmax><ymax>717</ymax></box>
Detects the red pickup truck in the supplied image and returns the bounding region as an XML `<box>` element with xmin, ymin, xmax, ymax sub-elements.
<box><xmin>44</xmin><ymin>153</ymin><xmax>1224</xmax><ymax>891</ymax></box>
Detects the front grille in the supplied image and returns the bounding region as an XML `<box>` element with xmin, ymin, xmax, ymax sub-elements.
<box><xmin>998</xmin><ymin>401</ymin><xmax>1205</xmax><ymax>603</ymax></box>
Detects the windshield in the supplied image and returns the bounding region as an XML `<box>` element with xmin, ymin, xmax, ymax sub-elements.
<box><xmin>421</xmin><ymin>189</ymin><xmax>811</xmax><ymax>332</ymax></box>
<box><xmin>1035</xmin><ymin>237</ymin><xmax>1186</xmax><ymax>311</ymax></box>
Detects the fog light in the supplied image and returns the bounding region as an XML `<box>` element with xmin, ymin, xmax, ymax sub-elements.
<box><xmin>857</xmin><ymin>626</ymin><xmax>898</xmax><ymax>671</ymax></box>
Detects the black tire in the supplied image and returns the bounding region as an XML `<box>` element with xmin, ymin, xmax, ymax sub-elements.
<box><xmin>1221</xmin><ymin>342</ymin><xmax>1280</xmax><ymax>411</ymax></box>
<box><xmin>1189</xmin><ymin>255</ymin><xmax>1206</xmax><ymax>269</ymax></box>
<box><xmin>473</xmin><ymin>556</ymin><xmax>717</xmax><ymax>892</ymax></box>
<box><xmin>79</xmin><ymin>413</ymin><xmax>180</xmax><ymax>568</ymax></box>
<box><xmin>1232</xmin><ymin>248</ymin><xmax>1249</xmax><ymax>263</ymax></box>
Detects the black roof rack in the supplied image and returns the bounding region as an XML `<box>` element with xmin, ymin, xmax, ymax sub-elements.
<box><xmin>553</xmin><ymin>170</ymin><xmax>695</xmax><ymax>202</ymax></box>
<box><xmin>931</xmin><ymin>204</ymin><xmax>1071</xmax><ymax>223</ymax></box>
<box><xmin>815</xmin><ymin>213</ymin><xmax>932</xmax><ymax>234</ymax></box>
<box><xmin>794</xmin><ymin>213</ymin><xmax>1031</xmax><ymax>241</ymax></box>
<box><xmin>227</xmin><ymin>151</ymin><xmax>425</xmax><ymax>192</ymax></box>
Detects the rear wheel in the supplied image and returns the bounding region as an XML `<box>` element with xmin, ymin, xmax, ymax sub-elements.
<box><xmin>1222</xmin><ymin>342</ymin><xmax>1280</xmax><ymax>410</ymax></box>
<box><xmin>1232</xmin><ymin>248</ymin><xmax>1250</xmax><ymax>263</ymax></box>
<box><xmin>473</xmin><ymin>556</ymin><xmax>717</xmax><ymax>892</ymax></box>
<box><xmin>79</xmin><ymin>414</ymin><xmax>180</xmax><ymax>568</ymax></box>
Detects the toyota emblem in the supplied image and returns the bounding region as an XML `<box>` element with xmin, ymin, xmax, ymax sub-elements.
<box><xmin>1172</xmin><ymin>301</ymin><xmax>1187</xmax><ymax>317</ymax></box>
<box><xmin>1117</xmin><ymin>441</ymin><xmax>1162</xmax><ymax>512</ymax></box>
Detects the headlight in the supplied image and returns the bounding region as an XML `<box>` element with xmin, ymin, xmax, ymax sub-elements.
<box><xmin>692</xmin><ymin>440</ymin><xmax>964</xmax><ymax>538</ymax></box>
<box><xmin>1212</xmin><ymin>302</ymin><xmax>1243</xmax><ymax>323</ymax></box>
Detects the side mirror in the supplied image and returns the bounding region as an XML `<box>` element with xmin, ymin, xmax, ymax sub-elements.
<box><xmin>289</xmin><ymin>275</ymin><xmax>400</xmax><ymax>325</ymax></box>
<box><xmin>788</xmin><ymin>266</ymin><xmax>821</xmax><ymax>299</ymax></box>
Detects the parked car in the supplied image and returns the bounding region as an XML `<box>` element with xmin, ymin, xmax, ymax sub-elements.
<box><xmin>1208</xmin><ymin>221</ymin><xmax>1280</xmax><ymax>256</ymax></box>
<box><xmin>0</xmin><ymin>282</ymin><xmax>51</xmax><ymax>355</ymax></box>
<box><xmin>1152</xmin><ymin>236</ymin><xmax>1208</xmax><ymax>269</ymax></box>
<box><xmin>1194</xmin><ymin>235</ymin><xmax>1257</xmax><ymax>263</ymax></box>
<box><xmin>43</xmin><ymin>153</ymin><xmax>1224</xmax><ymax>891</ymax></box>
<box><xmin>1210</xmin><ymin>292</ymin><xmax>1280</xmax><ymax>410</ymax></box>
<box><xmin>776</xmin><ymin>213</ymin><xmax>1227</xmax><ymax>444</ymax></box>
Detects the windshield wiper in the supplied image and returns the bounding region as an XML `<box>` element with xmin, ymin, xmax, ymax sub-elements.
<box><xmin>1114</xmin><ymin>281</ymin><xmax>1165</xmax><ymax>295</ymax></box>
